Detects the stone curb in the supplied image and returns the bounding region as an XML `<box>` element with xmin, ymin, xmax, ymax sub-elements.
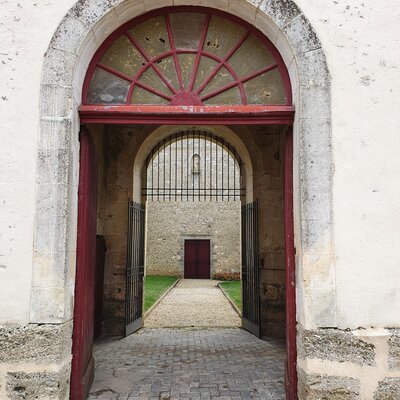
<box><xmin>144</xmin><ymin>277</ymin><xmax>181</xmax><ymax>318</ymax></box>
<box><xmin>217</xmin><ymin>282</ymin><xmax>242</xmax><ymax>317</ymax></box>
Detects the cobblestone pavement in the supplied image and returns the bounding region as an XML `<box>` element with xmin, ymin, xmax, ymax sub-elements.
<box><xmin>88</xmin><ymin>328</ymin><xmax>286</xmax><ymax>400</ymax></box>
<box><xmin>145</xmin><ymin>280</ymin><xmax>241</xmax><ymax>328</ymax></box>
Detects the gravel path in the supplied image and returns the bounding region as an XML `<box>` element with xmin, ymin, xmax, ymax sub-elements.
<box><xmin>145</xmin><ymin>279</ymin><xmax>241</xmax><ymax>328</ymax></box>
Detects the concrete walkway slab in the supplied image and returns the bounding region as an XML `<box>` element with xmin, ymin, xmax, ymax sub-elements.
<box><xmin>144</xmin><ymin>279</ymin><xmax>241</xmax><ymax>328</ymax></box>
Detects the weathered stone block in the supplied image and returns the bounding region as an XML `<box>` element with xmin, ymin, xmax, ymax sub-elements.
<box><xmin>300</xmin><ymin>218</ymin><xmax>333</xmax><ymax>255</ymax></box>
<box><xmin>49</xmin><ymin>15</ymin><xmax>90</xmax><ymax>56</ymax></box>
<box><xmin>297</xmin><ymin>49</ymin><xmax>331</xmax><ymax>88</ymax></box>
<box><xmin>298</xmin><ymin>370</ymin><xmax>360</xmax><ymax>400</ymax></box>
<box><xmin>297</xmin><ymin>327</ymin><xmax>376</xmax><ymax>366</ymax></box>
<box><xmin>283</xmin><ymin>14</ymin><xmax>321</xmax><ymax>56</ymax></box>
<box><xmin>36</xmin><ymin>148</ymin><xmax>72</xmax><ymax>186</ymax></box>
<box><xmin>30</xmin><ymin>286</ymin><xmax>73</xmax><ymax>323</ymax></box>
<box><xmin>299</xmin><ymin>118</ymin><xmax>332</xmax><ymax>158</ymax></box>
<box><xmin>258</xmin><ymin>0</ymin><xmax>301</xmax><ymax>28</ymax></box>
<box><xmin>6</xmin><ymin>367</ymin><xmax>69</xmax><ymax>400</ymax></box>
<box><xmin>299</xmin><ymin>84</ymin><xmax>331</xmax><ymax>122</ymax></box>
<box><xmin>0</xmin><ymin>322</ymin><xmax>72</xmax><ymax>364</ymax></box>
<box><xmin>70</xmin><ymin>0</ymin><xmax>120</xmax><ymax>27</ymax></box>
<box><xmin>388</xmin><ymin>329</ymin><xmax>400</xmax><ymax>370</ymax></box>
<box><xmin>40</xmin><ymin>87</ymin><xmax>73</xmax><ymax>119</ymax></box>
<box><xmin>42</xmin><ymin>48</ymin><xmax>77</xmax><ymax>86</ymax></box>
<box><xmin>374</xmin><ymin>378</ymin><xmax>400</xmax><ymax>400</ymax></box>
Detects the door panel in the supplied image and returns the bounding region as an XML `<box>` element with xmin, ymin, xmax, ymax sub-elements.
<box><xmin>70</xmin><ymin>127</ymin><xmax>99</xmax><ymax>400</ymax></box>
<box><xmin>184</xmin><ymin>240</ymin><xmax>210</xmax><ymax>279</ymax></box>
<box><xmin>184</xmin><ymin>240</ymin><xmax>197</xmax><ymax>279</ymax></box>
<box><xmin>284</xmin><ymin>128</ymin><xmax>297</xmax><ymax>400</ymax></box>
<box><xmin>197</xmin><ymin>240</ymin><xmax>211</xmax><ymax>279</ymax></box>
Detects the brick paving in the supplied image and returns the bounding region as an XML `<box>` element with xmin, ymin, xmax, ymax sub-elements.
<box><xmin>88</xmin><ymin>328</ymin><xmax>286</xmax><ymax>400</ymax></box>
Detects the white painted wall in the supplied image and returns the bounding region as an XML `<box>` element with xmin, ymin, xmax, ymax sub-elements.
<box><xmin>0</xmin><ymin>1</ymin><xmax>74</xmax><ymax>323</ymax></box>
<box><xmin>0</xmin><ymin>0</ymin><xmax>399</xmax><ymax>328</ymax></box>
<box><xmin>295</xmin><ymin>0</ymin><xmax>400</xmax><ymax>328</ymax></box>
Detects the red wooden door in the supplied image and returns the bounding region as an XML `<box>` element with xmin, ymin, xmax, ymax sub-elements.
<box><xmin>70</xmin><ymin>128</ymin><xmax>99</xmax><ymax>400</ymax></box>
<box><xmin>184</xmin><ymin>240</ymin><xmax>210</xmax><ymax>279</ymax></box>
<box><xmin>284</xmin><ymin>128</ymin><xmax>297</xmax><ymax>400</ymax></box>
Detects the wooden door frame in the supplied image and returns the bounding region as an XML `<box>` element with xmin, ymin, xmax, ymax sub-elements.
<box><xmin>71</xmin><ymin>127</ymin><xmax>99</xmax><ymax>400</ymax></box>
<box><xmin>74</xmin><ymin>118</ymin><xmax>297</xmax><ymax>399</ymax></box>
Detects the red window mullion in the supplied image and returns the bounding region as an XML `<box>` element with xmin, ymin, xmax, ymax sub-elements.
<box><xmin>125</xmin><ymin>31</ymin><xmax>178</xmax><ymax>95</ymax></box>
<box><xmin>194</xmin><ymin>31</ymin><xmax>250</xmax><ymax>96</ymax></box>
<box><xmin>97</xmin><ymin>63</ymin><xmax>133</xmax><ymax>82</ymax></box>
<box><xmin>134</xmin><ymin>81</ymin><xmax>173</xmax><ymax>101</ymax></box>
<box><xmin>200</xmin><ymin>63</ymin><xmax>279</xmax><ymax>103</ymax></box>
<box><xmin>188</xmin><ymin>13</ymin><xmax>211</xmax><ymax>92</ymax></box>
<box><xmin>165</xmin><ymin>14</ymin><xmax>185</xmax><ymax>92</ymax></box>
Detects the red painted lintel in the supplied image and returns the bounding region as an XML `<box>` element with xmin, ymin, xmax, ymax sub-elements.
<box><xmin>79</xmin><ymin>105</ymin><xmax>295</xmax><ymax>125</ymax></box>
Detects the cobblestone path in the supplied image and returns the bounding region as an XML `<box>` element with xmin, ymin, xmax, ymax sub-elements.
<box><xmin>145</xmin><ymin>280</ymin><xmax>241</xmax><ymax>328</ymax></box>
<box><xmin>88</xmin><ymin>328</ymin><xmax>286</xmax><ymax>400</ymax></box>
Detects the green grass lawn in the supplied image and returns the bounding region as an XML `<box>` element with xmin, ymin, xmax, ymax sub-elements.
<box><xmin>144</xmin><ymin>275</ymin><xmax>179</xmax><ymax>311</ymax></box>
<box><xmin>219</xmin><ymin>280</ymin><xmax>242</xmax><ymax>311</ymax></box>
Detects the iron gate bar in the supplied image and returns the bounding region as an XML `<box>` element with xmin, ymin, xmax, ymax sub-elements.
<box><xmin>125</xmin><ymin>200</ymin><xmax>145</xmax><ymax>336</ymax></box>
<box><xmin>242</xmin><ymin>200</ymin><xmax>261</xmax><ymax>337</ymax></box>
<box><xmin>143</xmin><ymin>130</ymin><xmax>244</xmax><ymax>201</ymax></box>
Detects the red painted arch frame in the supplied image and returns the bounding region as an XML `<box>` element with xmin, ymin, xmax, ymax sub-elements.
<box><xmin>77</xmin><ymin>6</ymin><xmax>297</xmax><ymax>399</ymax></box>
<box><xmin>80</xmin><ymin>6</ymin><xmax>294</xmax><ymax>125</ymax></box>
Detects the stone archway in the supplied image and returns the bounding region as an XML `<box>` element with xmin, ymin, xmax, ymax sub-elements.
<box><xmin>33</xmin><ymin>0</ymin><xmax>333</xmax><ymax>397</ymax></box>
<box><xmin>132</xmin><ymin>125</ymin><xmax>254</xmax><ymax>203</ymax></box>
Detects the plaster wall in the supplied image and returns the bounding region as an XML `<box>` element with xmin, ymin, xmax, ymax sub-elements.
<box><xmin>292</xmin><ymin>0</ymin><xmax>400</xmax><ymax>331</ymax></box>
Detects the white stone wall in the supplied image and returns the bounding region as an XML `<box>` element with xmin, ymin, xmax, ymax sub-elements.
<box><xmin>145</xmin><ymin>200</ymin><xmax>241</xmax><ymax>277</ymax></box>
<box><xmin>0</xmin><ymin>0</ymin><xmax>398</xmax><ymax>341</ymax></box>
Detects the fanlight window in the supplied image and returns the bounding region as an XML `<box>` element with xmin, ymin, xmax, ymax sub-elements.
<box><xmin>84</xmin><ymin>9</ymin><xmax>290</xmax><ymax>106</ymax></box>
<box><xmin>144</xmin><ymin>131</ymin><xmax>243</xmax><ymax>201</ymax></box>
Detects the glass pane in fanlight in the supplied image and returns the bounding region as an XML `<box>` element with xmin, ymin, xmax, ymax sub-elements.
<box><xmin>87</xmin><ymin>68</ymin><xmax>130</xmax><ymax>104</ymax></box>
<box><xmin>203</xmin><ymin>15</ymin><xmax>246</xmax><ymax>58</ymax></box>
<box><xmin>194</xmin><ymin>56</ymin><xmax>218</xmax><ymax>91</ymax></box>
<box><xmin>130</xmin><ymin>86</ymin><xmax>169</xmax><ymax>105</ymax></box>
<box><xmin>129</xmin><ymin>16</ymin><xmax>170</xmax><ymax>59</ymax></box>
<box><xmin>100</xmin><ymin>35</ymin><xmax>146</xmax><ymax>77</ymax></box>
<box><xmin>155</xmin><ymin>56</ymin><xmax>179</xmax><ymax>91</ymax></box>
<box><xmin>170</xmin><ymin>12</ymin><xmax>207</xmax><ymax>50</ymax></box>
<box><xmin>139</xmin><ymin>68</ymin><xmax>173</xmax><ymax>96</ymax></box>
<box><xmin>200</xmin><ymin>67</ymin><xmax>234</xmax><ymax>97</ymax></box>
<box><xmin>178</xmin><ymin>53</ymin><xmax>196</xmax><ymax>90</ymax></box>
<box><xmin>244</xmin><ymin>69</ymin><xmax>286</xmax><ymax>104</ymax></box>
<box><xmin>203</xmin><ymin>86</ymin><xmax>241</xmax><ymax>105</ymax></box>
<box><xmin>228</xmin><ymin>35</ymin><xmax>275</xmax><ymax>78</ymax></box>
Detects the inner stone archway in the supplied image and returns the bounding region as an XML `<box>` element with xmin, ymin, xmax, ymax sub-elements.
<box><xmin>32</xmin><ymin>1</ymin><xmax>332</xmax><ymax>399</ymax></box>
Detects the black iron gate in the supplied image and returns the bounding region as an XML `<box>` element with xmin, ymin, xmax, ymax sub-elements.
<box><xmin>125</xmin><ymin>200</ymin><xmax>145</xmax><ymax>336</ymax></box>
<box><xmin>242</xmin><ymin>200</ymin><xmax>261</xmax><ymax>337</ymax></box>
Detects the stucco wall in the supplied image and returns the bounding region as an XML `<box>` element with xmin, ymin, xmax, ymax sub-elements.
<box><xmin>146</xmin><ymin>200</ymin><xmax>241</xmax><ymax>277</ymax></box>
